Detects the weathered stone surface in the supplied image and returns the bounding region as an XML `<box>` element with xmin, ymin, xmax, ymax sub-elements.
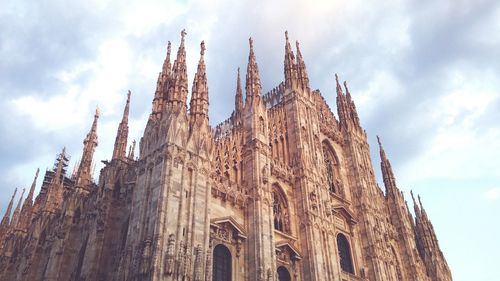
<box><xmin>0</xmin><ymin>31</ymin><xmax>452</xmax><ymax>281</ymax></box>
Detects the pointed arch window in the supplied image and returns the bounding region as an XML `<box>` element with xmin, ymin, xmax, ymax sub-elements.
<box><xmin>322</xmin><ymin>141</ymin><xmax>339</xmax><ymax>194</ymax></box>
<box><xmin>337</xmin><ymin>233</ymin><xmax>354</xmax><ymax>274</ymax></box>
<box><xmin>272</xmin><ymin>185</ymin><xmax>290</xmax><ymax>233</ymax></box>
<box><xmin>277</xmin><ymin>266</ymin><xmax>291</xmax><ymax>281</ymax></box>
<box><xmin>213</xmin><ymin>244</ymin><xmax>232</xmax><ymax>281</ymax></box>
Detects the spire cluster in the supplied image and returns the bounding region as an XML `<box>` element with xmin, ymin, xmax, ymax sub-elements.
<box><xmin>283</xmin><ymin>31</ymin><xmax>310</xmax><ymax>92</ymax></box>
<box><xmin>336</xmin><ymin>74</ymin><xmax>360</xmax><ymax>130</ymax></box>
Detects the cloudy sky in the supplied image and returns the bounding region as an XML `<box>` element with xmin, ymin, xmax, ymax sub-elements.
<box><xmin>1</xmin><ymin>0</ymin><xmax>499</xmax><ymax>279</ymax></box>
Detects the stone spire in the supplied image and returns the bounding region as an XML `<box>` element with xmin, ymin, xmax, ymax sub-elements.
<box><xmin>410</xmin><ymin>190</ymin><xmax>421</xmax><ymax>218</ymax></box>
<box><xmin>377</xmin><ymin>136</ymin><xmax>397</xmax><ymax>196</ymax></box>
<box><xmin>128</xmin><ymin>139</ymin><xmax>136</xmax><ymax>160</ymax></box>
<box><xmin>336</xmin><ymin>74</ymin><xmax>361</xmax><ymax>130</ymax></box>
<box><xmin>283</xmin><ymin>31</ymin><xmax>297</xmax><ymax>89</ymax></box>
<box><xmin>245</xmin><ymin>37</ymin><xmax>262</xmax><ymax>105</ymax></box>
<box><xmin>412</xmin><ymin>192</ymin><xmax>452</xmax><ymax>280</ymax></box>
<box><xmin>295</xmin><ymin>40</ymin><xmax>310</xmax><ymax>92</ymax></box>
<box><xmin>235</xmin><ymin>67</ymin><xmax>244</xmax><ymax>113</ymax></box>
<box><xmin>42</xmin><ymin>148</ymin><xmax>67</xmax><ymax>213</ymax></box>
<box><xmin>167</xmin><ymin>30</ymin><xmax>189</xmax><ymax>112</ymax></box>
<box><xmin>112</xmin><ymin>91</ymin><xmax>131</xmax><ymax>160</ymax></box>
<box><xmin>1</xmin><ymin>188</ymin><xmax>17</xmax><ymax>227</ymax></box>
<box><xmin>162</xmin><ymin>41</ymin><xmax>172</xmax><ymax>79</ymax></box>
<box><xmin>22</xmin><ymin>168</ymin><xmax>39</xmax><ymax>211</ymax></box>
<box><xmin>344</xmin><ymin>81</ymin><xmax>360</xmax><ymax>126</ymax></box>
<box><xmin>10</xmin><ymin>188</ymin><xmax>25</xmax><ymax>229</ymax></box>
<box><xmin>189</xmin><ymin>41</ymin><xmax>209</xmax><ymax>128</ymax></box>
<box><xmin>54</xmin><ymin>147</ymin><xmax>67</xmax><ymax>185</ymax></box>
<box><xmin>152</xmin><ymin>41</ymin><xmax>172</xmax><ymax>118</ymax></box>
<box><xmin>335</xmin><ymin>74</ymin><xmax>348</xmax><ymax>127</ymax></box>
<box><xmin>75</xmin><ymin>108</ymin><xmax>99</xmax><ymax>187</ymax></box>
<box><xmin>17</xmin><ymin>169</ymin><xmax>39</xmax><ymax>231</ymax></box>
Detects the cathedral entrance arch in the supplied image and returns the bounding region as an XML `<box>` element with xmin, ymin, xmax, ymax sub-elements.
<box><xmin>277</xmin><ymin>266</ymin><xmax>291</xmax><ymax>281</ymax></box>
<box><xmin>213</xmin><ymin>244</ymin><xmax>232</xmax><ymax>281</ymax></box>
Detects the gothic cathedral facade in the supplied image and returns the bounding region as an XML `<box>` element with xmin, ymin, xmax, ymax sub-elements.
<box><xmin>0</xmin><ymin>31</ymin><xmax>452</xmax><ymax>281</ymax></box>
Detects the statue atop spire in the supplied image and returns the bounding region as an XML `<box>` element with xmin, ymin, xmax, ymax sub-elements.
<box><xmin>112</xmin><ymin>91</ymin><xmax>131</xmax><ymax>161</ymax></box>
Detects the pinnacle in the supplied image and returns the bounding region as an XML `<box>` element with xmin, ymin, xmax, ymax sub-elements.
<box><xmin>335</xmin><ymin>73</ymin><xmax>343</xmax><ymax>95</ymax></box>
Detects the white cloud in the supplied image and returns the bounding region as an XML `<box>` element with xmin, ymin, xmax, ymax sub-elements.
<box><xmin>484</xmin><ymin>187</ymin><xmax>500</xmax><ymax>201</ymax></box>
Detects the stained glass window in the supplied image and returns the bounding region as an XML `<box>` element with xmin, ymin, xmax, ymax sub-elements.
<box><xmin>337</xmin><ymin>233</ymin><xmax>354</xmax><ymax>274</ymax></box>
<box><xmin>273</xmin><ymin>186</ymin><xmax>290</xmax><ymax>233</ymax></box>
<box><xmin>322</xmin><ymin>142</ymin><xmax>338</xmax><ymax>194</ymax></box>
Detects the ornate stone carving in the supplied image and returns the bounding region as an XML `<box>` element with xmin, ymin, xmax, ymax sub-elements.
<box><xmin>164</xmin><ymin>234</ymin><xmax>175</xmax><ymax>275</ymax></box>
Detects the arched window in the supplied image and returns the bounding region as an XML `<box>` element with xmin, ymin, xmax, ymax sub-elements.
<box><xmin>73</xmin><ymin>208</ymin><xmax>81</xmax><ymax>224</ymax></box>
<box><xmin>322</xmin><ymin>141</ymin><xmax>339</xmax><ymax>194</ymax></box>
<box><xmin>272</xmin><ymin>185</ymin><xmax>290</xmax><ymax>233</ymax></box>
<box><xmin>337</xmin><ymin>233</ymin><xmax>354</xmax><ymax>274</ymax></box>
<box><xmin>213</xmin><ymin>244</ymin><xmax>232</xmax><ymax>281</ymax></box>
<box><xmin>277</xmin><ymin>266</ymin><xmax>291</xmax><ymax>281</ymax></box>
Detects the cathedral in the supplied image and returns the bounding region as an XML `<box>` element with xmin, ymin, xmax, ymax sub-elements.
<box><xmin>0</xmin><ymin>30</ymin><xmax>452</xmax><ymax>281</ymax></box>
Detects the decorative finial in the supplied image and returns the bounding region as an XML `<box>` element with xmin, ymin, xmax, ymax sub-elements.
<box><xmin>377</xmin><ymin>135</ymin><xmax>382</xmax><ymax>147</ymax></box>
<box><xmin>249</xmin><ymin>37</ymin><xmax>253</xmax><ymax>49</ymax></box>
<box><xmin>295</xmin><ymin>40</ymin><xmax>300</xmax><ymax>49</ymax></box>
<box><xmin>285</xmin><ymin>31</ymin><xmax>289</xmax><ymax>41</ymax></box>
<box><xmin>127</xmin><ymin>90</ymin><xmax>131</xmax><ymax>99</ymax></box>
<box><xmin>335</xmin><ymin>73</ymin><xmax>340</xmax><ymax>84</ymax></box>
<box><xmin>95</xmin><ymin>106</ymin><xmax>100</xmax><ymax>118</ymax></box>
<box><xmin>200</xmin><ymin>41</ymin><xmax>205</xmax><ymax>56</ymax></box>
<box><xmin>181</xmin><ymin>29</ymin><xmax>187</xmax><ymax>40</ymax></box>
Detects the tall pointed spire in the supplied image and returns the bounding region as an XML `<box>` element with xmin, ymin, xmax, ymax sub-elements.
<box><xmin>162</xmin><ymin>41</ymin><xmax>172</xmax><ymax>79</ymax></box>
<box><xmin>245</xmin><ymin>37</ymin><xmax>262</xmax><ymax>105</ymax></box>
<box><xmin>284</xmin><ymin>31</ymin><xmax>297</xmax><ymax>89</ymax></box>
<box><xmin>152</xmin><ymin>41</ymin><xmax>172</xmax><ymax>118</ymax></box>
<box><xmin>335</xmin><ymin>74</ymin><xmax>348</xmax><ymax>127</ymax></box>
<box><xmin>42</xmin><ymin>148</ymin><xmax>67</xmax><ymax>213</ymax></box>
<box><xmin>22</xmin><ymin>168</ymin><xmax>39</xmax><ymax>211</ymax></box>
<box><xmin>344</xmin><ymin>81</ymin><xmax>360</xmax><ymax>126</ymax></box>
<box><xmin>377</xmin><ymin>136</ymin><xmax>397</xmax><ymax>196</ymax></box>
<box><xmin>54</xmin><ymin>147</ymin><xmax>67</xmax><ymax>186</ymax></box>
<box><xmin>1</xmin><ymin>188</ymin><xmax>17</xmax><ymax>227</ymax></box>
<box><xmin>112</xmin><ymin>91</ymin><xmax>131</xmax><ymax>160</ymax></box>
<box><xmin>235</xmin><ymin>67</ymin><xmax>243</xmax><ymax>113</ymax></box>
<box><xmin>10</xmin><ymin>188</ymin><xmax>25</xmax><ymax>229</ymax></box>
<box><xmin>75</xmin><ymin>108</ymin><xmax>99</xmax><ymax>187</ymax></box>
<box><xmin>167</xmin><ymin>29</ymin><xmax>189</xmax><ymax>112</ymax></box>
<box><xmin>411</xmin><ymin>190</ymin><xmax>421</xmax><ymax>216</ymax></box>
<box><xmin>295</xmin><ymin>40</ymin><xmax>310</xmax><ymax>92</ymax></box>
<box><xmin>189</xmin><ymin>41</ymin><xmax>209</xmax><ymax>128</ymax></box>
